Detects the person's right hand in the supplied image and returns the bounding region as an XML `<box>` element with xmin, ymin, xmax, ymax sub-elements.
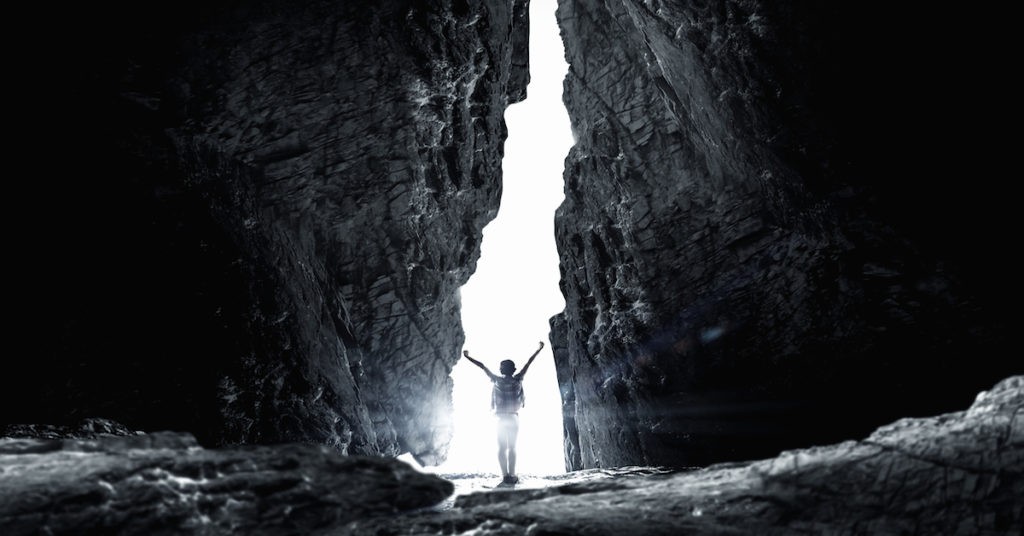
<box><xmin>463</xmin><ymin>350</ymin><xmax>470</xmax><ymax>357</ymax></box>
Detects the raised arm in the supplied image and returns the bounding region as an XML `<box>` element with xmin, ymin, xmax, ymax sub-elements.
<box><xmin>463</xmin><ymin>350</ymin><xmax>498</xmax><ymax>380</ymax></box>
<box><xmin>515</xmin><ymin>341</ymin><xmax>545</xmax><ymax>379</ymax></box>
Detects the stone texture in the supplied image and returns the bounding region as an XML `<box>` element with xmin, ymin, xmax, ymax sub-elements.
<box><xmin>5</xmin><ymin>0</ymin><xmax>528</xmax><ymax>464</ymax></box>
<box><xmin>0</xmin><ymin>432</ymin><xmax>453</xmax><ymax>535</ymax></box>
<box><xmin>552</xmin><ymin>0</ymin><xmax>1017</xmax><ymax>469</ymax></box>
<box><xmin>336</xmin><ymin>376</ymin><xmax>1024</xmax><ymax>535</ymax></box>
<box><xmin>1</xmin><ymin>418</ymin><xmax>141</xmax><ymax>440</ymax></box>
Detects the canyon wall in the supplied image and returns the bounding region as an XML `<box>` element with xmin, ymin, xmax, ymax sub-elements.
<box><xmin>553</xmin><ymin>0</ymin><xmax>1017</xmax><ymax>469</ymax></box>
<box><xmin>4</xmin><ymin>0</ymin><xmax>528</xmax><ymax>465</ymax></box>
<box><xmin>4</xmin><ymin>0</ymin><xmax>1016</xmax><ymax>475</ymax></box>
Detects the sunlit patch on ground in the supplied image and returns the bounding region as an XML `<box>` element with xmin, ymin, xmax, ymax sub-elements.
<box><xmin>422</xmin><ymin>468</ymin><xmax>678</xmax><ymax>511</ymax></box>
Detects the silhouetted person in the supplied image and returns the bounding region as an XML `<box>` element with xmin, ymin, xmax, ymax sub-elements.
<box><xmin>463</xmin><ymin>341</ymin><xmax>545</xmax><ymax>484</ymax></box>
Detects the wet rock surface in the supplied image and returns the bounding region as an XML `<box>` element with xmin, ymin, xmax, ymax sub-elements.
<box><xmin>6</xmin><ymin>0</ymin><xmax>527</xmax><ymax>463</ymax></box>
<box><xmin>552</xmin><ymin>0</ymin><xmax>1018</xmax><ymax>468</ymax></box>
<box><xmin>0</xmin><ymin>432</ymin><xmax>453</xmax><ymax>536</ymax></box>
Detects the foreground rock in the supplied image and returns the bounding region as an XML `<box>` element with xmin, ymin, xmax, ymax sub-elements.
<box><xmin>2</xmin><ymin>377</ymin><xmax>1019</xmax><ymax>534</ymax></box>
<box><xmin>0</xmin><ymin>433</ymin><xmax>452</xmax><ymax>535</ymax></box>
<box><xmin>552</xmin><ymin>0</ymin><xmax>1017</xmax><ymax>469</ymax></box>
<box><xmin>345</xmin><ymin>376</ymin><xmax>1023</xmax><ymax>535</ymax></box>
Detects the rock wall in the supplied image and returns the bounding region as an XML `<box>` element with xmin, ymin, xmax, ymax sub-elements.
<box><xmin>553</xmin><ymin>0</ymin><xmax>1017</xmax><ymax>469</ymax></box>
<box><xmin>4</xmin><ymin>0</ymin><xmax>528</xmax><ymax>465</ymax></box>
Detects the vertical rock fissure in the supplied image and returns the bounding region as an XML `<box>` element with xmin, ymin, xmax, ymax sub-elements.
<box><xmin>442</xmin><ymin>0</ymin><xmax>572</xmax><ymax>476</ymax></box>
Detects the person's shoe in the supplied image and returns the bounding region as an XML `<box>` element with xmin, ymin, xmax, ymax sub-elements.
<box><xmin>508</xmin><ymin>475</ymin><xmax>519</xmax><ymax>484</ymax></box>
<box><xmin>502</xmin><ymin>475</ymin><xmax>513</xmax><ymax>484</ymax></box>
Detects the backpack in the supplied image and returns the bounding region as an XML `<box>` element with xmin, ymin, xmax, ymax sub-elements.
<box><xmin>491</xmin><ymin>376</ymin><xmax>524</xmax><ymax>414</ymax></box>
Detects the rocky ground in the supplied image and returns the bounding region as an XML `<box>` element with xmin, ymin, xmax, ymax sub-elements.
<box><xmin>0</xmin><ymin>433</ymin><xmax>451</xmax><ymax>536</ymax></box>
<box><xmin>3</xmin><ymin>377</ymin><xmax>1020</xmax><ymax>535</ymax></box>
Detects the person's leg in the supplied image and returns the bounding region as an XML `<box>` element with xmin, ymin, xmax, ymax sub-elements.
<box><xmin>507</xmin><ymin>415</ymin><xmax>520</xmax><ymax>481</ymax></box>
<box><xmin>496</xmin><ymin>417</ymin><xmax>510</xmax><ymax>477</ymax></box>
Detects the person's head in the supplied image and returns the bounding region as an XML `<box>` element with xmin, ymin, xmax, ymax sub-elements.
<box><xmin>499</xmin><ymin>359</ymin><xmax>516</xmax><ymax>376</ymax></box>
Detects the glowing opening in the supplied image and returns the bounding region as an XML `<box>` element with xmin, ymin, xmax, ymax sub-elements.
<box><xmin>434</xmin><ymin>0</ymin><xmax>571</xmax><ymax>476</ymax></box>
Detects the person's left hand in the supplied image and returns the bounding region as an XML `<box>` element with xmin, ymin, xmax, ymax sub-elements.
<box><xmin>538</xmin><ymin>341</ymin><xmax>545</xmax><ymax>348</ymax></box>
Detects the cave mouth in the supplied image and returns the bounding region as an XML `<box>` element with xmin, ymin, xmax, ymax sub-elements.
<box><xmin>433</xmin><ymin>0</ymin><xmax>571</xmax><ymax>476</ymax></box>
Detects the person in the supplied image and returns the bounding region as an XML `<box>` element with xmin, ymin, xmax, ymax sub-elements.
<box><xmin>462</xmin><ymin>341</ymin><xmax>545</xmax><ymax>484</ymax></box>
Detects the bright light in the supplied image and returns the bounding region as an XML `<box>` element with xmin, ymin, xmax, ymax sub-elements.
<box><xmin>432</xmin><ymin>0</ymin><xmax>572</xmax><ymax>476</ymax></box>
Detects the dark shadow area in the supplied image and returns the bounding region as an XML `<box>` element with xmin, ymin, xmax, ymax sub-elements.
<box><xmin>3</xmin><ymin>2</ymin><xmax>260</xmax><ymax>442</ymax></box>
